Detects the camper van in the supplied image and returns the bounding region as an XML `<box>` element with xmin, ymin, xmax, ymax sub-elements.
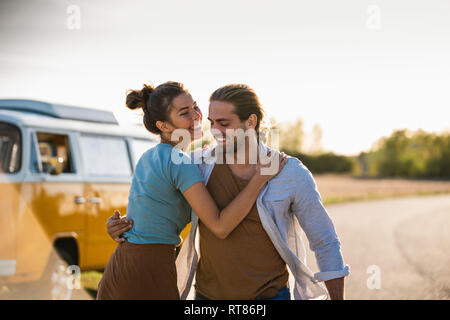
<box><xmin>0</xmin><ymin>99</ymin><xmax>188</xmax><ymax>298</ymax></box>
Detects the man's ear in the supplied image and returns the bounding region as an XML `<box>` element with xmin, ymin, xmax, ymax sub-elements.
<box><xmin>246</xmin><ymin>114</ymin><xmax>258</xmax><ymax>129</ymax></box>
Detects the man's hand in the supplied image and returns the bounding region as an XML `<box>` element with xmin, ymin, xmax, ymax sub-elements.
<box><xmin>106</xmin><ymin>210</ymin><xmax>133</xmax><ymax>243</ymax></box>
<box><xmin>324</xmin><ymin>277</ymin><xmax>345</xmax><ymax>300</ymax></box>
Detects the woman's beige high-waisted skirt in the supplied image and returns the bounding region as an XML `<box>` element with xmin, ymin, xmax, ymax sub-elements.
<box><xmin>97</xmin><ymin>242</ymin><xmax>180</xmax><ymax>300</ymax></box>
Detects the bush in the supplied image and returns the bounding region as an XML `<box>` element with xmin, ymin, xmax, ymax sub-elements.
<box><xmin>282</xmin><ymin>149</ymin><xmax>354</xmax><ymax>174</ymax></box>
<box><xmin>357</xmin><ymin>129</ymin><xmax>450</xmax><ymax>178</ymax></box>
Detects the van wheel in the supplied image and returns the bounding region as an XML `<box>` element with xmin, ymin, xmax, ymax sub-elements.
<box><xmin>40</xmin><ymin>250</ymin><xmax>75</xmax><ymax>300</ymax></box>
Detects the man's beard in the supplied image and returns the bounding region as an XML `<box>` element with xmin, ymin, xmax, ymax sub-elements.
<box><xmin>220</xmin><ymin>126</ymin><xmax>259</xmax><ymax>165</ymax></box>
<box><xmin>225</xmin><ymin>125</ymin><xmax>247</xmax><ymax>155</ymax></box>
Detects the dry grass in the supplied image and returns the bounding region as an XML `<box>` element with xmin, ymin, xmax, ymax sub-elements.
<box><xmin>81</xmin><ymin>271</ymin><xmax>103</xmax><ymax>291</ymax></box>
<box><xmin>315</xmin><ymin>174</ymin><xmax>450</xmax><ymax>204</ymax></box>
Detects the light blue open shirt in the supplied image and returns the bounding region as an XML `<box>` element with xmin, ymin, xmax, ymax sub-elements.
<box><xmin>176</xmin><ymin>143</ymin><xmax>351</xmax><ymax>300</ymax></box>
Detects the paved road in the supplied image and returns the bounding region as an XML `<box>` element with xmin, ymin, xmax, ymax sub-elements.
<box><xmin>305</xmin><ymin>194</ymin><xmax>450</xmax><ymax>299</ymax></box>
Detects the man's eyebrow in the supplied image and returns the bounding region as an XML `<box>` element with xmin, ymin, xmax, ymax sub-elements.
<box><xmin>207</xmin><ymin>117</ymin><xmax>230</xmax><ymax>122</ymax></box>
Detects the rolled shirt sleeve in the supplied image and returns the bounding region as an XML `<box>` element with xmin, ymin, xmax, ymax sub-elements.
<box><xmin>290</xmin><ymin>161</ymin><xmax>350</xmax><ymax>282</ymax></box>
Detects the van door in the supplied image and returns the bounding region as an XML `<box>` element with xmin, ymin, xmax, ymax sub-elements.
<box><xmin>17</xmin><ymin>130</ymin><xmax>85</xmax><ymax>281</ymax></box>
<box><xmin>78</xmin><ymin>134</ymin><xmax>131</xmax><ymax>269</ymax></box>
<box><xmin>0</xmin><ymin>122</ymin><xmax>22</xmax><ymax>280</ymax></box>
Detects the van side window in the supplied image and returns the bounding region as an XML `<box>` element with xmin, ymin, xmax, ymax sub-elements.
<box><xmin>0</xmin><ymin>122</ymin><xmax>21</xmax><ymax>174</ymax></box>
<box><xmin>36</xmin><ymin>132</ymin><xmax>75</xmax><ymax>174</ymax></box>
<box><xmin>79</xmin><ymin>135</ymin><xmax>132</xmax><ymax>177</ymax></box>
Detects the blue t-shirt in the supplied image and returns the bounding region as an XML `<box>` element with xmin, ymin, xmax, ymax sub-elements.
<box><xmin>123</xmin><ymin>143</ymin><xmax>203</xmax><ymax>245</ymax></box>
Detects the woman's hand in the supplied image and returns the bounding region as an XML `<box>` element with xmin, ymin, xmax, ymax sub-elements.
<box><xmin>253</xmin><ymin>150</ymin><xmax>288</xmax><ymax>184</ymax></box>
<box><xmin>106</xmin><ymin>210</ymin><xmax>133</xmax><ymax>243</ymax></box>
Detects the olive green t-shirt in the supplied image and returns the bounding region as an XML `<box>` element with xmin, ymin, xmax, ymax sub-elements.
<box><xmin>195</xmin><ymin>163</ymin><xmax>289</xmax><ymax>300</ymax></box>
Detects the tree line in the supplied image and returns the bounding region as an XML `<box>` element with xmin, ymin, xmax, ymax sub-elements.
<box><xmin>276</xmin><ymin>119</ymin><xmax>449</xmax><ymax>178</ymax></box>
<box><xmin>356</xmin><ymin>129</ymin><xmax>450</xmax><ymax>178</ymax></box>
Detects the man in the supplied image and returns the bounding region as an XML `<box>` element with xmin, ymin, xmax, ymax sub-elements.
<box><xmin>107</xmin><ymin>84</ymin><xmax>350</xmax><ymax>300</ymax></box>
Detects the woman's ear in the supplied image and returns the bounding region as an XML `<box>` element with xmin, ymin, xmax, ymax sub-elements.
<box><xmin>156</xmin><ymin>120</ymin><xmax>170</xmax><ymax>133</ymax></box>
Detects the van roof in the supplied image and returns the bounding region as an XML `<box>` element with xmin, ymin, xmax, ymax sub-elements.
<box><xmin>0</xmin><ymin>99</ymin><xmax>156</xmax><ymax>140</ymax></box>
<box><xmin>0</xmin><ymin>99</ymin><xmax>118</xmax><ymax>124</ymax></box>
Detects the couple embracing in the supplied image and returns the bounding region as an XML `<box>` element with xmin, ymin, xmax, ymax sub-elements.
<box><xmin>97</xmin><ymin>82</ymin><xmax>350</xmax><ymax>300</ymax></box>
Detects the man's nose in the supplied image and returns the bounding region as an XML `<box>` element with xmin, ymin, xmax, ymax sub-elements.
<box><xmin>211</xmin><ymin>126</ymin><xmax>226</xmax><ymax>136</ymax></box>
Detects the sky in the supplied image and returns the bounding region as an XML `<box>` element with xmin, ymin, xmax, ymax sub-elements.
<box><xmin>0</xmin><ymin>0</ymin><xmax>449</xmax><ymax>155</ymax></box>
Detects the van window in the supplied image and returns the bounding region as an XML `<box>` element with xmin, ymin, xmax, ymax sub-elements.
<box><xmin>79</xmin><ymin>135</ymin><xmax>131</xmax><ymax>177</ymax></box>
<box><xmin>130</xmin><ymin>138</ymin><xmax>157</xmax><ymax>167</ymax></box>
<box><xmin>36</xmin><ymin>132</ymin><xmax>75</xmax><ymax>174</ymax></box>
<box><xmin>0</xmin><ymin>122</ymin><xmax>21</xmax><ymax>174</ymax></box>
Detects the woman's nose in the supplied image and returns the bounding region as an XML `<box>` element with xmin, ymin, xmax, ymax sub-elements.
<box><xmin>193</xmin><ymin>109</ymin><xmax>202</xmax><ymax>121</ymax></box>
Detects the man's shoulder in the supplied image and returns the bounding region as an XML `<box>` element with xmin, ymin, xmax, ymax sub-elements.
<box><xmin>189</xmin><ymin>148</ymin><xmax>204</xmax><ymax>159</ymax></box>
<box><xmin>267</xmin><ymin>155</ymin><xmax>317</xmax><ymax>192</ymax></box>
<box><xmin>284</xmin><ymin>156</ymin><xmax>312</xmax><ymax>177</ymax></box>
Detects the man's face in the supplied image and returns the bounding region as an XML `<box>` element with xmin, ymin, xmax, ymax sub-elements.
<box><xmin>207</xmin><ymin>100</ymin><xmax>247</xmax><ymax>153</ymax></box>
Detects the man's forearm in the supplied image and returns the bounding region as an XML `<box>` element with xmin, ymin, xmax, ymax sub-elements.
<box><xmin>324</xmin><ymin>277</ymin><xmax>345</xmax><ymax>300</ymax></box>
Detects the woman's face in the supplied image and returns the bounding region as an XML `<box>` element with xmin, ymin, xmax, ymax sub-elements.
<box><xmin>164</xmin><ymin>92</ymin><xmax>203</xmax><ymax>144</ymax></box>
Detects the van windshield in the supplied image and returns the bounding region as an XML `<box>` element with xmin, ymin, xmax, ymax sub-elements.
<box><xmin>0</xmin><ymin>122</ymin><xmax>22</xmax><ymax>174</ymax></box>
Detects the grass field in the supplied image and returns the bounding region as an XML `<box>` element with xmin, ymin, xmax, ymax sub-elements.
<box><xmin>316</xmin><ymin>174</ymin><xmax>450</xmax><ymax>205</ymax></box>
<box><xmin>80</xmin><ymin>175</ymin><xmax>450</xmax><ymax>298</ymax></box>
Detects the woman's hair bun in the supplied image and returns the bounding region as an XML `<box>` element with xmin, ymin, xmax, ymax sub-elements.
<box><xmin>125</xmin><ymin>81</ymin><xmax>187</xmax><ymax>135</ymax></box>
<box><xmin>126</xmin><ymin>84</ymin><xmax>155</xmax><ymax>111</ymax></box>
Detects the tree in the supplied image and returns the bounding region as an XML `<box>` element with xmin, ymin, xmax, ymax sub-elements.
<box><xmin>278</xmin><ymin>118</ymin><xmax>304</xmax><ymax>153</ymax></box>
<box><xmin>363</xmin><ymin>129</ymin><xmax>450</xmax><ymax>178</ymax></box>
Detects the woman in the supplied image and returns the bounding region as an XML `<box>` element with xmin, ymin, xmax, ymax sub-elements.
<box><xmin>97</xmin><ymin>81</ymin><xmax>286</xmax><ymax>300</ymax></box>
